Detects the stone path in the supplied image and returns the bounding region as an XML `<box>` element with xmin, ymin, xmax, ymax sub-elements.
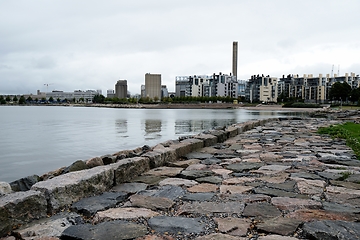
<box><xmin>2</xmin><ymin>118</ymin><xmax>360</xmax><ymax>240</ymax></box>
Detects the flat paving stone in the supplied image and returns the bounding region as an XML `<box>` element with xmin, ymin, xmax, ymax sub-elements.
<box><xmin>222</xmin><ymin>177</ymin><xmax>256</xmax><ymax>185</ymax></box>
<box><xmin>226</xmin><ymin>162</ymin><xmax>264</xmax><ymax>172</ymax></box>
<box><xmin>257</xmin><ymin>217</ymin><xmax>302</xmax><ymax>236</ymax></box>
<box><xmin>178</xmin><ymin>201</ymin><xmax>245</xmax><ymax>215</ymax></box>
<box><xmin>129</xmin><ymin>194</ymin><xmax>174</xmax><ymax>211</ymax></box>
<box><xmin>71</xmin><ymin>191</ymin><xmax>128</xmax><ymax>217</ymax></box>
<box><xmin>181</xmin><ymin>192</ymin><xmax>215</xmax><ymax>202</ymax></box>
<box><xmin>187</xmin><ymin>183</ymin><xmax>218</xmax><ymax>193</ymax></box>
<box><xmin>286</xmin><ymin>209</ymin><xmax>358</xmax><ymax>222</ymax></box>
<box><xmin>271</xmin><ymin>197</ymin><xmax>322</xmax><ymax>211</ymax></box>
<box><xmin>195</xmin><ymin>176</ymin><xmax>222</xmax><ymax>184</ymax></box>
<box><xmin>220</xmin><ymin>185</ymin><xmax>253</xmax><ymax>194</ymax></box>
<box><xmin>133</xmin><ymin>175</ymin><xmax>167</xmax><ymax>185</ymax></box>
<box><xmin>61</xmin><ymin>220</ymin><xmax>147</xmax><ymax>240</ymax></box>
<box><xmin>144</xmin><ymin>167</ymin><xmax>184</xmax><ymax>177</ymax></box>
<box><xmin>258</xmin><ymin>235</ymin><xmax>300</xmax><ymax>240</ymax></box>
<box><xmin>138</xmin><ymin>185</ymin><xmax>186</xmax><ymax>200</ymax></box>
<box><xmin>111</xmin><ymin>182</ymin><xmax>148</xmax><ymax>193</ymax></box>
<box><xmin>148</xmin><ymin>216</ymin><xmax>206</xmax><ymax>234</ymax></box>
<box><xmin>302</xmin><ymin>220</ymin><xmax>360</xmax><ymax>240</ymax></box>
<box><xmin>94</xmin><ymin>207</ymin><xmax>159</xmax><ymax>221</ymax></box>
<box><xmin>254</xmin><ymin>165</ymin><xmax>291</xmax><ymax>175</ymax></box>
<box><xmin>254</xmin><ymin>187</ymin><xmax>308</xmax><ymax>198</ymax></box>
<box><xmin>158</xmin><ymin>177</ymin><xmax>198</xmax><ymax>187</ymax></box>
<box><xmin>184</xmin><ymin>152</ymin><xmax>213</xmax><ymax>160</ymax></box>
<box><xmin>167</xmin><ymin>159</ymin><xmax>201</xmax><ymax>168</ymax></box>
<box><xmin>214</xmin><ymin>217</ymin><xmax>250</xmax><ymax>236</ymax></box>
<box><xmin>196</xmin><ymin>233</ymin><xmax>246</xmax><ymax>239</ymax></box>
<box><xmin>242</xmin><ymin>202</ymin><xmax>282</xmax><ymax>220</ymax></box>
<box><xmin>178</xmin><ymin>170</ymin><xmax>214</xmax><ymax>180</ymax></box>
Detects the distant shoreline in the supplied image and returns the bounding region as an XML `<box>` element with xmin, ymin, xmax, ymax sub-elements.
<box><xmin>1</xmin><ymin>102</ymin><xmax>324</xmax><ymax>112</ymax></box>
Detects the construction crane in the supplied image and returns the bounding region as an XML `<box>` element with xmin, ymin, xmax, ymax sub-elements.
<box><xmin>44</xmin><ymin>83</ymin><xmax>54</xmax><ymax>93</ymax></box>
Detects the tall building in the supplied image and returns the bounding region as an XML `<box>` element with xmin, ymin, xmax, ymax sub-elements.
<box><xmin>145</xmin><ymin>73</ymin><xmax>161</xmax><ymax>100</ymax></box>
<box><xmin>232</xmin><ymin>41</ymin><xmax>238</xmax><ymax>78</ymax></box>
<box><xmin>115</xmin><ymin>80</ymin><xmax>128</xmax><ymax>99</ymax></box>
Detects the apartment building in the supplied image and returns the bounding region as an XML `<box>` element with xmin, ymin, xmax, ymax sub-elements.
<box><xmin>175</xmin><ymin>73</ymin><xmax>238</xmax><ymax>98</ymax></box>
<box><xmin>145</xmin><ymin>73</ymin><xmax>161</xmax><ymax>100</ymax></box>
<box><xmin>115</xmin><ymin>80</ymin><xmax>128</xmax><ymax>99</ymax></box>
<box><xmin>246</xmin><ymin>75</ymin><xmax>278</xmax><ymax>103</ymax></box>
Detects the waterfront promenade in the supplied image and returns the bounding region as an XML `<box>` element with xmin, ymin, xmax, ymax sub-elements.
<box><xmin>1</xmin><ymin>114</ymin><xmax>360</xmax><ymax>239</ymax></box>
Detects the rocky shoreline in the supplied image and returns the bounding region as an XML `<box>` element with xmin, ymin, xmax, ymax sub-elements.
<box><xmin>1</xmin><ymin>111</ymin><xmax>360</xmax><ymax>239</ymax></box>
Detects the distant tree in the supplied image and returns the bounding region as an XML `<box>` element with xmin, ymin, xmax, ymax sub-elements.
<box><xmin>19</xmin><ymin>96</ymin><xmax>26</xmax><ymax>104</ymax></box>
<box><xmin>329</xmin><ymin>82</ymin><xmax>352</xmax><ymax>101</ymax></box>
<box><xmin>57</xmin><ymin>98</ymin><xmax>61</xmax><ymax>103</ymax></box>
<box><xmin>35</xmin><ymin>98</ymin><xmax>38</xmax><ymax>102</ymax></box>
<box><xmin>6</xmin><ymin>96</ymin><xmax>11</xmax><ymax>102</ymax></box>
<box><xmin>26</xmin><ymin>96</ymin><xmax>33</xmax><ymax>102</ymax></box>
<box><xmin>48</xmin><ymin>96</ymin><xmax>54</xmax><ymax>102</ymax></box>
<box><xmin>41</xmin><ymin>97</ymin><xmax>46</xmax><ymax>102</ymax></box>
<box><xmin>350</xmin><ymin>88</ymin><xmax>360</xmax><ymax>103</ymax></box>
<box><xmin>13</xmin><ymin>96</ymin><xmax>18</xmax><ymax>102</ymax></box>
<box><xmin>0</xmin><ymin>95</ymin><xmax>5</xmax><ymax>104</ymax></box>
<box><xmin>93</xmin><ymin>94</ymin><xmax>105</xmax><ymax>103</ymax></box>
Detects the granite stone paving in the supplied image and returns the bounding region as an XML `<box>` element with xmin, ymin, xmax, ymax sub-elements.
<box><xmin>4</xmin><ymin>117</ymin><xmax>360</xmax><ymax>239</ymax></box>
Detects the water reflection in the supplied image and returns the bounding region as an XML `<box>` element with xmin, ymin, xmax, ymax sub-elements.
<box><xmin>115</xmin><ymin>119</ymin><xmax>127</xmax><ymax>134</ymax></box>
<box><xmin>144</xmin><ymin>119</ymin><xmax>162</xmax><ymax>140</ymax></box>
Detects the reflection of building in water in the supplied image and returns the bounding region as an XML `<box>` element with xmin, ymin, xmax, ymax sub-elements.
<box><xmin>175</xmin><ymin>119</ymin><xmax>236</xmax><ymax>134</ymax></box>
<box><xmin>144</xmin><ymin>119</ymin><xmax>162</xmax><ymax>134</ymax></box>
<box><xmin>115</xmin><ymin>119</ymin><xmax>127</xmax><ymax>133</ymax></box>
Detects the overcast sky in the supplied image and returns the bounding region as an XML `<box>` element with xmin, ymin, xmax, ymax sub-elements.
<box><xmin>1</xmin><ymin>0</ymin><xmax>359</xmax><ymax>95</ymax></box>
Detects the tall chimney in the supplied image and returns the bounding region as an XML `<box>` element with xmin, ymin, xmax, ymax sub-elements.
<box><xmin>232</xmin><ymin>41</ymin><xmax>238</xmax><ymax>78</ymax></box>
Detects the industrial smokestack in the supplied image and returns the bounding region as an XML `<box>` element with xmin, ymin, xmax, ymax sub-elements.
<box><xmin>232</xmin><ymin>41</ymin><xmax>238</xmax><ymax>78</ymax></box>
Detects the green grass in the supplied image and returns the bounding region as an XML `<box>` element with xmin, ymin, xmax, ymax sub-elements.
<box><xmin>317</xmin><ymin>122</ymin><xmax>360</xmax><ymax>159</ymax></box>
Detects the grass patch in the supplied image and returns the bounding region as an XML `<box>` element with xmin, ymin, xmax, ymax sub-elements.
<box><xmin>317</xmin><ymin>122</ymin><xmax>360</xmax><ymax>159</ymax></box>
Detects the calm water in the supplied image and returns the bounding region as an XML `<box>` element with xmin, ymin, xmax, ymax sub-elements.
<box><xmin>0</xmin><ymin>106</ymin><xmax>304</xmax><ymax>182</ymax></box>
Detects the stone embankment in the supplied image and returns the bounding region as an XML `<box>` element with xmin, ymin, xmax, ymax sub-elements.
<box><xmin>1</xmin><ymin>113</ymin><xmax>360</xmax><ymax>239</ymax></box>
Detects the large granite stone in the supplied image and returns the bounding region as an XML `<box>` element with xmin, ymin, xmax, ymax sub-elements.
<box><xmin>0</xmin><ymin>182</ymin><xmax>12</xmax><ymax>196</ymax></box>
<box><xmin>193</xmin><ymin>134</ymin><xmax>218</xmax><ymax>147</ymax></box>
<box><xmin>9</xmin><ymin>175</ymin><xmax>40</xmax><ymax>192</ymax></box>
<box><xmin>148</xmin><ymin>216</ymin><xmax>206</xmax><ymax>234</ymax></box>
<box><xmin>142</xmin><ymin>146</ymin><xmax>177</xmax><ymax>168</ymax></box>
<box><xmin>169</xmin><ymin>138</ymin><xmax>204</xmax><ymax>158</ymax></box>
<box><xmin>0</xmin><ymin>190</ymin><xmax>47</xmax><ymax>237</ymax></box>
<box><xmin>302</xmin><ymin>220</ymin><xmax>360</xmax><ymax>240</ymax></box>
<box><xmin>32</xmin><ymin>164</ymin><xmax>114</xmax><ymax>213</ymax></box>
<box><xmin>14</xmin><ymin>212</ymin><xmax>82</xmax><ymax>239</ymax></box>
<box><xmin>61</xmin><ymin>220</ymin><xmax>147</xmax><ymax>240</ymax></box>
<box><xmin>113</xmin><ymin>157</ymin><xmax>151</xmax><ymax>184</ymax></box>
